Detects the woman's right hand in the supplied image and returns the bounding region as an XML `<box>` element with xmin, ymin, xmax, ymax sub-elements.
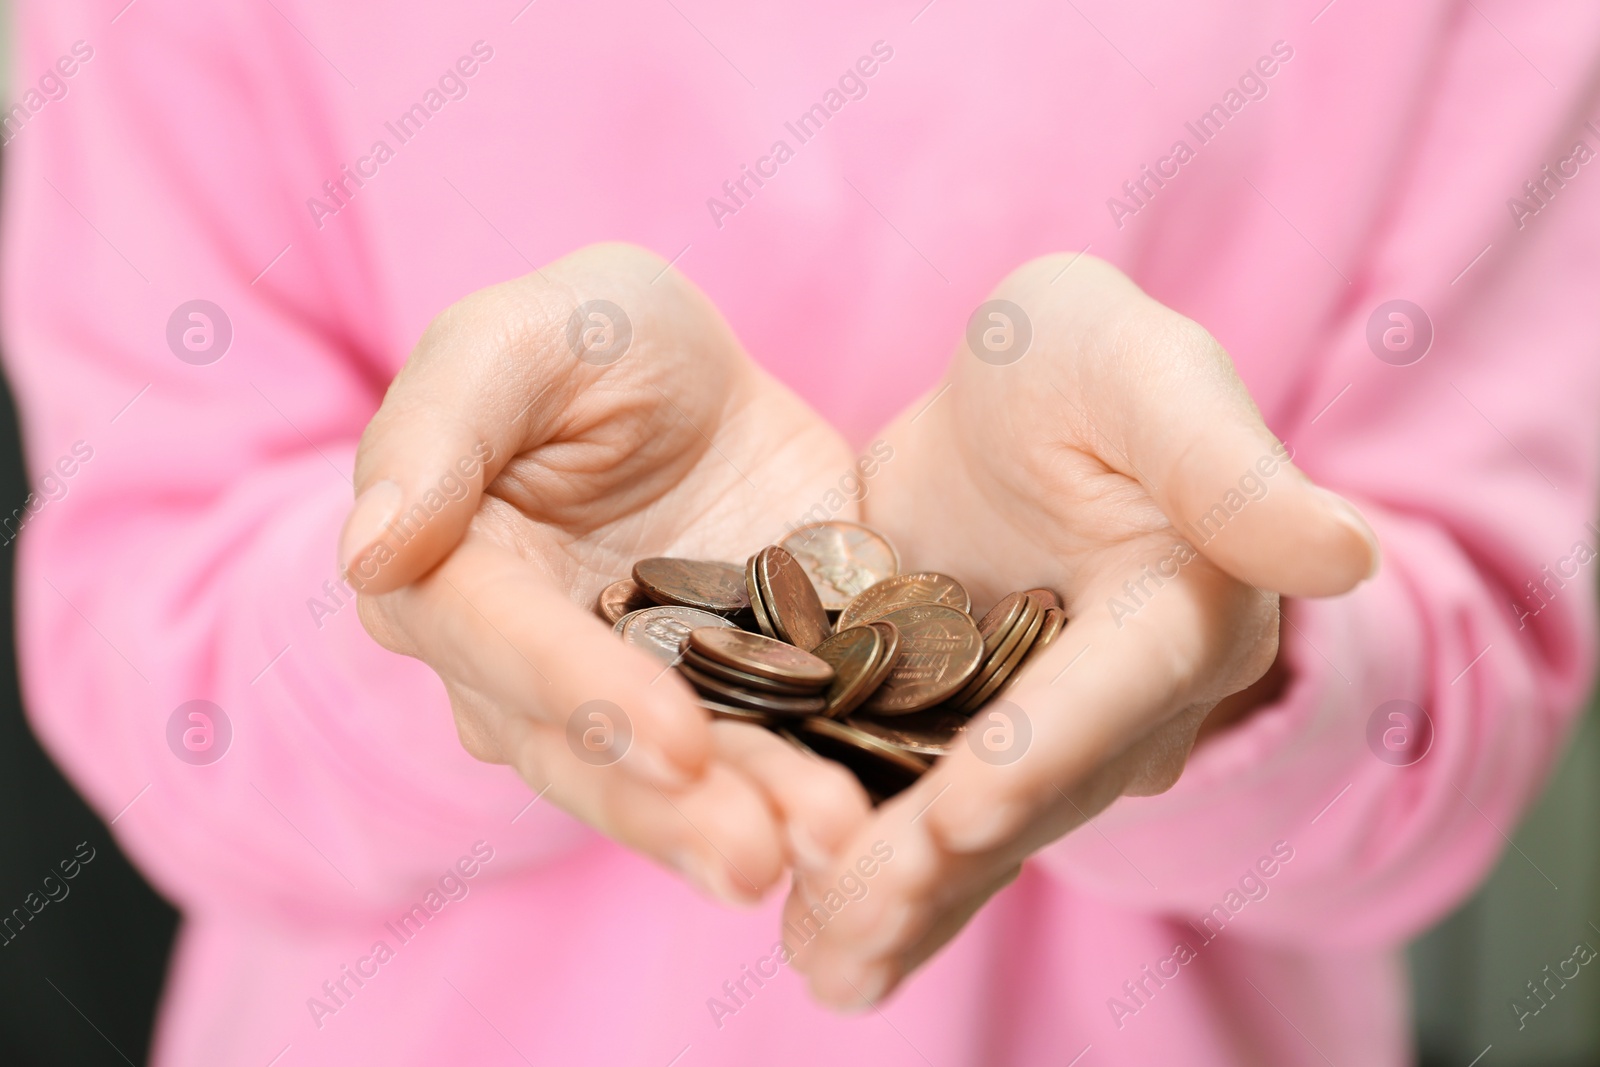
<box><xmin>341</xmin><ymin>244</ymin><xmax>872</xmax><ymax>905</ymax></box>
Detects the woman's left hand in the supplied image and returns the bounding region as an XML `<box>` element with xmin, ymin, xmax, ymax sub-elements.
<box><xmin>784</xmin><ymin>254</ymin><xmax>1380</xmax><ymax>1007</ymax></box>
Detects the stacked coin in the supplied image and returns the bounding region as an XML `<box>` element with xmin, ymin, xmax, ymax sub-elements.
<box><xmin>597</xmin><ymin>521</ymin><xmax>1064</xmax><ymax>802</ymax></box>
<box><xmin>678</xmin><ymin>628</ymin><xmax>832</xmax><ymax>719</ymax></box>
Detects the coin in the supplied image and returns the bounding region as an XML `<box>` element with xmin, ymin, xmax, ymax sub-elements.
<box><xmin>686</xmin><ymin>628</ymin><xmax>834</xmax><ymax>687</ymax></box>
<box><xmin>843</xmin><ymin>620</ymin><xmax>906</xmax><ymax>717</ymax></box>
<box><xmin>957</xmin><ymin>597</ymin><xmax>1047</xmax><ymax>712</ymax></box>
<box><xmin>633</xmin><ymin>558</ymin><xmax>749</xmax><ymax>613</ymax></box>
<box><xmin>973</xmin><ymin>592</ymin><xmax>1029</xmax><ymax>657</ymax></box>
<box><xmin>837</xmin><ymin>572</ymin><xmax>971</xmax><ymax>631</ymax></box>
<box><xmin>1031</xmin><ymin>606</ymin><xmax>1066</xmax><ymax>653</ymax></box>
<box><xmin>950</xmin><ymin>593</ymin><xmax>1041</xmax><ymax>708</ymax></box>
<box><xmin>618</xmin><ymin>606</ymin><xmax>735</xmax><ymax>664</ymax></box>
<box><xmin>597</xmin><ymin>578</ymin><xmax>653</xmax><ymax>624</ymax></box>
<box><xmin>1024</xmin><ymin>587</ymin><xmax>1063</xmax><ymax>610</ymax></box>
<box><xmin>795</xmin><ymin>716</ymin><xmax>931</xmax><ymax>777</ymax></box>
<box><xmin>745</xmin><ymin>553</ymin><xmax>779</xmax><ymax>639</ymax></box>
<box><xmin>812</xmin><ymin>625</ymin><xmax>889</xmax><ymax>719</ymax></box>
<box><xmin>777</xmin><ymin>727</ymin><xmax>824</xmax><ymax>760</ymax></box>
<box><xmin>860</xmin><ymin>603</ymin><xmax>984</xmax><ymax>715</ymax></box>
<box><xmin>611</xmin><ymin>531</ymin><xmax>1050</xmax><ymax>799</ymax></box>
<box><xmin>987</xmin><ymin>605</ymin><xmax>1064</xmax><ymax>702</ymax></box>
<box><xmin>753</xmin><ymin>545</ymin><xmax>832</xmax><ymax>651</ymax></box>
<box><xmin>795</xmin><ymin>716</ymin><xmax>930</xmax><ymax>803</ymax></box>
<box><xmin>778</xmin><ymin>522</ymin><xmax>900</xmax><ymax>611</ymax></box>
<box><xmin>698</xmin><ymin>698</ymin><xmax>779</xmax><ymax>727</ymax></box>
<box><xmin>848</xmin><ymin>707</ymin><xmax>970</xmax><ymax>757</ymax></box>
<box><xmin>675</xmin><ymin>663</ymin><xmax>827</xmax><ymax>715</ymax></box>
<box><xmin>681</xmin><ymin>650</ymin><xmax>823</xmax><ymax>696</ymax></box>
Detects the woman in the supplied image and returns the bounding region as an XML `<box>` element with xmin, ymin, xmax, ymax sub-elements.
<box><xmin>5</xmin><ymin>1</ymin><xmax>1598</xmax><ymax>1064</ymax></box>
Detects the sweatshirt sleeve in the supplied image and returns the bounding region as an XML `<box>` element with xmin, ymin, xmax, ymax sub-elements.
<box><xmin>1037</xmin><ymin>3</ymin><xmax>1600</xmax><ymax>947</ymax></box>
<box><xmin>0</xmin><ymin>0</ymin><xmax>589</xmax><ymax>923</ymax></box>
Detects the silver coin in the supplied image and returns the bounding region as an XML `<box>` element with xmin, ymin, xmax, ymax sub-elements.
<box><xmin>618</xmin><ymin>606</ymin><xmax>736</xmax><ymax>664</ymax></box>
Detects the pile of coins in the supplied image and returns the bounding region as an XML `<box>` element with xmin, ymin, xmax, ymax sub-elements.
<box><xmin>599</xmin><ymin>522</ymin><xmax>1064</xmax><ymax>801</ymax></box>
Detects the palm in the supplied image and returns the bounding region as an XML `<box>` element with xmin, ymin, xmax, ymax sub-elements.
<box><xmin>866</xmin><ymin>379</ymin><xmax>1181</xmax><ymax>616</ymax></box>
<box><xmin>467</xmin><ymin>325</ymin><xmax>857</xmax><ymax>609</ymax></box>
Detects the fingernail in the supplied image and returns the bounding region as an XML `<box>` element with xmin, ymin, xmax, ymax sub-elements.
<box><xmin>787</xmin><ymin>825</ymin><xmax>833</xmax><ymax>874</ymax></box>
<box><xmin>938</xmin><ymin>802</ymin><xmax>1019</xmax><ymax>853</ymax></box>
<box><xmin>338</xmin><ymin>480</ymin><xmax>403</xmax><ymax>578</ymax></box>
<box><xmin>1317</xmin><ymin>488</ymin><xmax>1381</xmax><ymax>581</ymax></box>
<box><xmin>626</xmin><ymin>744</ymin><xmax>692</xmax><ymax>790</ymax></box>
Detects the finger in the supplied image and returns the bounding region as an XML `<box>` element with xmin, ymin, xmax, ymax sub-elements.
<box><xmin>374</xmin><ymin>535</ymin><xmax>712</xmax><ymax>787</ymax></box>
<box><xmin>784</xmin><ymin>802</ymin><xmax>950</xmax><ymax>1010</ymax></box>
<box><xmin>340</xmin><ymin>243</ymin><xmax>682</xmax><ymax>593</ymax></box>
<box><xmin>711</xmin><ymin>722</ymin><xmax>873</xmax><ymax>874</ymax></box>
<box><xmin>893</xmin><ymin>862</ymin><xmax>1022</xmax><ymax>977</ymax></box>
<box><xmin>922</xmin><ymin>556</ymin><xmax>1271</xmax><ymax>854</ymax></box>
<box><xmin>805</xmin><ymin>860</ymin><xmax>1023</xmax><ymax>1010</ymax></box>
<box><xmin>511</xmin><ymin>720</ymin><xmax>786</xmax><ymax>905</ymax></box>
<box><xmin>995</xmin><ymin>254</ymin><xmax>1380</xmax><ymax>598</ymax></box>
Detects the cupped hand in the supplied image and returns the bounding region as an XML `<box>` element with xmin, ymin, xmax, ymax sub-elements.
<box><xmin>342</xmin><ymin>243</ymin><xmax>870</xmax><ymax>906</ymax></box>
<box><xmin>787</xmin><ymin>253</ymin><xmax>1379</xmax><ymax>1005</ymax></box>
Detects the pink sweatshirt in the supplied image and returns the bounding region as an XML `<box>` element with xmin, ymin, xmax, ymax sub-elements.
<box><xmin>6</xmin><ymin>1</ymin><xmax>1599</xmax><ymax>1064</ymax></box>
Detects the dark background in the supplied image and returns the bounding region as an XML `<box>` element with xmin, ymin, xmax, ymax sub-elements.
<box><xmin>0</xmin><ymin>361</ymin><xmax>177</xmax><ymax>1066</ymax></box>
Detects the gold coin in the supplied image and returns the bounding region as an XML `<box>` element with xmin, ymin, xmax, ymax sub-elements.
<box><xmin>675</xmin><ymin>662</ymin><xmax>827</xmax><ymax>716</ymax></box>
<box><xmin>1023</xmin><ymin>587</ymin><xmax>1063</xmax><ymax>610</ymax></box>
<box><xmin>597</xmin><ymin>578</ymin><xmax>653</xmax><ymax>624</ymax></box>
<box><xmin>686</xmin><ymin>627</ymin><xmax>835</xmax><ymax>687</ymax></box>
<box><xmin>836</xmin><ymin>572</ymin><xmax>971</xmax><ymax>631</ymax></box>
<box><xmin>681</xmin><ymin>649</ymin><xmax>825</xmax><ymax>697</ymax></box>
<box><xmin>951</xmin><ymin>593</ymin><xmax>1041</xmax><ymax>708</ymax></box>
<box><xmin>860</xmin><ymin>604</ymin><xmax>984</xmax><ymax>715</ymax></box>
<box><xmin>811</xmin><ymin>625</ymin><xmax>887</xmax><ymax>719</ymax></box>
<box><xmin>633</xmin><ymin>558</ymin><xmax>749</xmax><ymax>612</ymax></box>
<box><xmin>698</xmin><ymin>699</ymin><xmax>778</xmax><ymax>727</ymax></box>
<box><xmin>753</xmin><ymin>545</ymin><xmax>832</xmax><ymax>651</ymax></box>
<box><xmin>957</xmin><ymin>598</ymin><xmax>1048</xmax><ymax>713</ymax></box>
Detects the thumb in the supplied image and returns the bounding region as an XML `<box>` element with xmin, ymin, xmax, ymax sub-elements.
<box><xmin>1114</xmin><ymin>320</ymin><xmax>1379</xmax><ymax>598</ymax></box>
<box><xmin>1006</xmin><ymin>253</ymin><xmax>1379</xmax><ymax>598</ymax></box>
<box><xmin>339</xmin><ymin>280</ymin><xmax>569</xmax><ymax>594</ymax></box>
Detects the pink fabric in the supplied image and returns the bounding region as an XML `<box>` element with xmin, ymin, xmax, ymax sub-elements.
<box><xmin>6</xmin><ymin>1</ymin><xmax>1600</xmax><ymax>1063</ymax></box>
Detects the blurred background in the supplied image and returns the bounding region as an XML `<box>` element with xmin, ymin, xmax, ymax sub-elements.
<box><xmin>0</xmin><ymin>9</ymin><xmax>1595</xmax><ymax>1067</ymax></box>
